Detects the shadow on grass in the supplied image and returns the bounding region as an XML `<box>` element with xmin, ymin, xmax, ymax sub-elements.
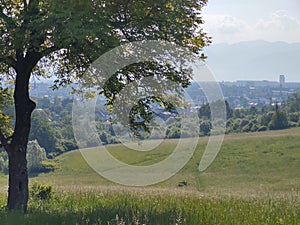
<box><xmin>0</xmin><ymin>209</ymin><xmax>177</xmax><ymax>225</ymax></box>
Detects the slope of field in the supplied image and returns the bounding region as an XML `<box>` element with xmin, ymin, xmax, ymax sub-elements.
<box><xmin>0</xmin><ymin>129</ymin><xmax>299</xmax><ymax>225</ymax></box>
<box><xmin>0</xmin><ymin>128</ymin><xmax>300</xmax><ymax>197</ymax></box>
<box><xmin>21</xmin><ymin>128</ymin><xmax>299</xmax><ymax>197</ymax></box>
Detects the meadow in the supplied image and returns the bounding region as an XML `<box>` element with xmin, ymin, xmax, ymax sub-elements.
<box><xmin>0</xmin><ymin>128</ymin><xmax>299</xmax><ymax>224</ymax></box>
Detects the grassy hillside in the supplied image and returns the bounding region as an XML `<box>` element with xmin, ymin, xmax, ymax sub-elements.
<box><xmin>0</xmin><ymin>128</ymin><xmax>299</xmax><ymax>225</ymax></box>
<box><xmin>1</xmin><ymin>128</ymin><xmax>300</xmax><ymax>196</ymax></box>
<box><xmin>17</xmin><ymin>128</ymin><xmax>297</xmax><ymax>197</ymax></box>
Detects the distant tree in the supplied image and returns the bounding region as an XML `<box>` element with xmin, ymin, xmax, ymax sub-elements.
<box><xmin>166</xmin><ymin>126</ymin><xmax>181</xmax><ymax>139</ymax></box>
<box><xmin>249</xmin><ymin>106</ymin><xmax>257</xmax><ymax>115</ymax></box>
<box><xmin>36</xmin><ymin>97</ymin><xmax>51</xmax><ymax>109</ymax></box>
<box><xmin>0</xmin><ymin>151</ymin><xmax>8</xmax><ymax>174</ymax></box>
<box><xmin>288</xmin><ymin>113</ymin><xmax>299</xmax><ymax>123</ymax></box>
<box><xmin>260</xmin><ymin>112</ymin><xmax>274</xmax><ymax>127</ymax></box>
<box><xmin>27</xmin><ymin>140</ymin><xmax>47</xmax><ymax>173</ymax></box>
<box><xmin>198</xmin><ymin>103</ymin><xmax>211</xmax><ymax>119</ymax></box>
<box><xmin>269</xmin><ymin>110</ymin><xmax>289</xmax><ymax>130</ymax></box>
<box><xmin>199</xmin><ymin>100</ymin><xmax>233</xmax><ymax>119</ymax></box>
<box><xmin>285</xmin><ymin>93</ymin><xmax>300</xmax><ymax>113</ymax></box>
<box><xmin>199</xmin><ymin>120</ymin><xmax>211</xmax><ymax>136</ymax></box>
<box><xmin>224</xmin><ymin>100</ymin><xmax>234</xmax><ymax>119</ymax></box>
<box><xmin>29</xmin><ymin>113</ymin><xmax>57</xmax><ymax>154</ymax></box>
<box><xmin>232</xmin><ymin>109</ymin><xmax>243</xmax><ymax>119</ymax></box>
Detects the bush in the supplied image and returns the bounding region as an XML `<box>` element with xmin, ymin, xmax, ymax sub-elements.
<box><xmin>289</xmin><ymin>122</ymin><xmax>298</xmax><ymax>128</ymax></box>
<box><xmin>258</xmin><ymin>126</ymin><xmax>268</xmax><ymax>132</ymax></box>
<box><xmin>166</xmin><ymin>126</ymin><xmax>181</xmax><ymax>138</ymax></box>
<box><xmin>250</xmin><ymin>123</ymin><xmax>259</xmax><ymax>132</ymax></box>
<box><xmin>239</xmin><ymin>119</ymin><xmax>249</xmax><ymax>128</ymax></box>
<box><xmin>41</xmin><ymin>160</ymin><xmax>57</xmax><ymax>172</ymax></box>
<box><xmin>260</xmin><ymin>112</ymin><xmax>274</xmax><ymax>126</ymax></box>
<box><xmin>242</xmin><ymin>122</ymin><xmax>252</xmax><ymax>132</ymax></box>
<box><xmin>199</xmin><ymin>120</ymin><xmax>212</xmax><ymax>136</ymax></box>
<box><xmin>30</xmin><ymin>183</ymin><xmax>54</xmax><ymax>200</ymax></box>
<box><xmin>289</xmin><ymin>113</ymin><xmax>299</xmax><ymax>123</ymax></box>
<box><xmin>269</xmin><ymin>111</ymin><xmax>289</xmax><ymax>130</ymax></box>
<box><xmin>231</xmin><ymin>119</ymin><xmax>241</xmax><ymax>132</ymax></box>
<box><xmin>60</xmin><ymin>139</ymin><xmax>78</xmax><ymax>152</ymax></box>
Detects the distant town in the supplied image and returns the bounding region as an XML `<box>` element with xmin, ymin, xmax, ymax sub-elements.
<box><xmin>30</xmin><ymin>75</ymin><xmax>300</xmax><ymax>110</ymax></box>
<box><xmin>219</xmin><ymin>75</ymin><xmax>300</xmax><ymax>109</ymax></box>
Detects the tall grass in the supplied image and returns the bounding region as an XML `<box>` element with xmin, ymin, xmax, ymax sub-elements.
<box><xmin>0</xmin><ymin>189</ymin><xmax>299</xmax><ymax>225</ymax></box>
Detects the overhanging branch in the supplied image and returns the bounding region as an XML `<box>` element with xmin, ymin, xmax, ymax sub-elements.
<box><xmin>40</xmin><ymin>46</ymin><xmax>59</xmax><ymax>58</ymax></box>
<box><xmin>0</xmin><ymin>6</ymin><xmax>17</xmax><ymax>30</ymax></box>
<box><xmin>0</xmin><ymin>56</ymin><xmax>17</xmax><ymax>69</ymax></box>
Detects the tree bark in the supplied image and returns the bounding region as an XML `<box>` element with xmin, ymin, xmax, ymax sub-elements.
<box><xmin>7</xmin><ymin>146</ymin><xmax>29</xmax><ymax>212</ymax></box>
<box><xmin>6</xmin><ymin>61</ymin><xmax>36</xmax><ymax>212</ymax></box>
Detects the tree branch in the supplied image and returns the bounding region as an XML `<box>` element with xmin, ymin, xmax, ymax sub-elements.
<box><xmin>40</xmin><ymin>46</ymin><xmax>59</xmax><ymax>58</ymax></box>
<box><xmin>0</xmin><ymin>56</ymin><xmax>17</xmax><ymax>69</ymax></box>
<box><xmin>7</xmin><ymin>56</ymin><xmax>17</xmax><ymax>68</ymax></box>
<box><xmin>0</xmin><ymin>6</ymin><xmax>17</xmax><ymax>30</ymax></box>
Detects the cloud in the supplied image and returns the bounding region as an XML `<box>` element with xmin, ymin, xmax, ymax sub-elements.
<box><xmin>203</xmin><ymin>15</ymin><xmax>250</xmax><ymax>43</ymax></box>
<box><xmin>256</xmin><ymin>11</ymin><xmax>299</xmax><ymax>31</ymax></box>
<box><xmin>217</xmin><ymin>16</ymin><xmax>245</xmax><ymax>34</ymax></box>
<box><xmin>203</xmin><ymin>11</ymin><xmax>300</xmax><ymax>43</ymax></box>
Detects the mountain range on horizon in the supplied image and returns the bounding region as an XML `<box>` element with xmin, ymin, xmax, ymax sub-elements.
<box><xmin>31</xmin><ymin>40</ymin><xmax>300</xmax><ymax>84</ymax></box>
<box><xmin>203</xmin><ymin>40</ymin><xmax>300</xmax><ymax>83</ymax></box>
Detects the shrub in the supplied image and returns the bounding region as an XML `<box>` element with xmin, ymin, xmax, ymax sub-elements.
<box><xmin>289</xmin><ymin>113</ymin><xmax>299</xmax><ymax>123</ymax></box>
<box><xmin>242</xmin><ymin>122</ymin><xmax>252</xmax><ymax>132</ymax></box>
<box><xmin>260</xmin><ymin>112</ymin><xmax>274</xmax><ymax>126</ymax></box>
<box><xmin>166</xmin><ymin>126</ymin><xmax>181</xmax><ymax>138</ymax></box>
<box><xmin>289</xmin><ymin>122</ymin><xmax>298</xmax><ymax>128</ymax></box>
<box><xmin>231</xmin><ymin>119</ymin><xmax>241</xmax><ymax>132</ymax></box>
<box><xmin>258</xmin><ymin>125</ymin><xmax>268</xmax><ymax>132</ymax></box>
<box><xmin>199</xmin><ymin>120</ymin><xmax>212</xmax><ymax>136</ymax></box>
<box><xmin>239</xmin><ymin>119</ymin><xmax>249</xmax><ymax>128</ymax></box>
<box><xmin>269</xmin><ymin>111</ymin><xmax>289</xmax><ymax>130</ymax></box>
<box><xmin>30</xmin><ymin>183</ymin><xmax>54</xmax><ymax>200</ymax></box>
<box><xmin>250</xmin><ymin>123</ymin><xmax>259</xmax><ymax>132</ymax></box>
<box><xmin>41</xmin><ymin>160</ymin><xmax>58</xmax><ymax>172</ymax></box>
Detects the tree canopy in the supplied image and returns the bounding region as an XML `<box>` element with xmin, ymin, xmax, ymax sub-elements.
<box><xmin>0</xmin><ymin>0</ymin><xmax>211</xmax><ymax>212</ymax></box>
<box><xmin>0</xmin><ymin>0</ymin><xmax>210</xmax><ymax>85</ymax></box>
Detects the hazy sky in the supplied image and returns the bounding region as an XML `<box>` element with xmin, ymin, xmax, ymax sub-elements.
<box><xmin>200</xmin><ymin>1</ymin><xmax>300</xmax><ymax>82</ymax></box>
<box><xmin>202</xmin><ymin>0</ymin><xmax>300</xmax><ymax>44</ymax></box>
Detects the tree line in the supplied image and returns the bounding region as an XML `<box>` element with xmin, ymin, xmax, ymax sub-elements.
<box><xmin>2</xmin><ymin>93</ymin><xmax>300</xmax><ymax>160</ymax></box>
<box><xmin>199</xmin><ymin>93</ymin><xmax>300</xmax><ymax>135</ymax></box>
<box><xmin>1</xmin><ymin>92</ymin><xmax>300</xmax><ymax>178</ymax></box>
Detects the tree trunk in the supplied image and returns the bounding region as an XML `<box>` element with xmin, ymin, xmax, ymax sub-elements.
<box><xmin>7</xmin><ymin>147</ymin><xmax>29</xmax><ymax>212</ymax></box>
<box><xmin>6</xmin><ymin>62</ymin><xmax>36</xmax><ymax>212</ymax></box>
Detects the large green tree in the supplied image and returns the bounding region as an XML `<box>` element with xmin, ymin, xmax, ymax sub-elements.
<box><xmin>0</xmin><ymin>0</ymin><xmax>210</xmax><ymax>212</ymax></box>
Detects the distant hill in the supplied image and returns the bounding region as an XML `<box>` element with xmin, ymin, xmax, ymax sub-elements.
<box><xmin>204</xmin><ymin>40</ymin><xmax>300</xmax><ymax>82</ymax></box>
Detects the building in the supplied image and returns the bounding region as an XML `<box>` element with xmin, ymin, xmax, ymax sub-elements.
<box><xmin>279</xmin><ymin>75</ymin><xmax>285</xmax><ymax>88</ymax></box>
<box><xmin>236</xmin><ymin>80</ymin><xmax>278</xmax><ymax>87</ymax></box>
